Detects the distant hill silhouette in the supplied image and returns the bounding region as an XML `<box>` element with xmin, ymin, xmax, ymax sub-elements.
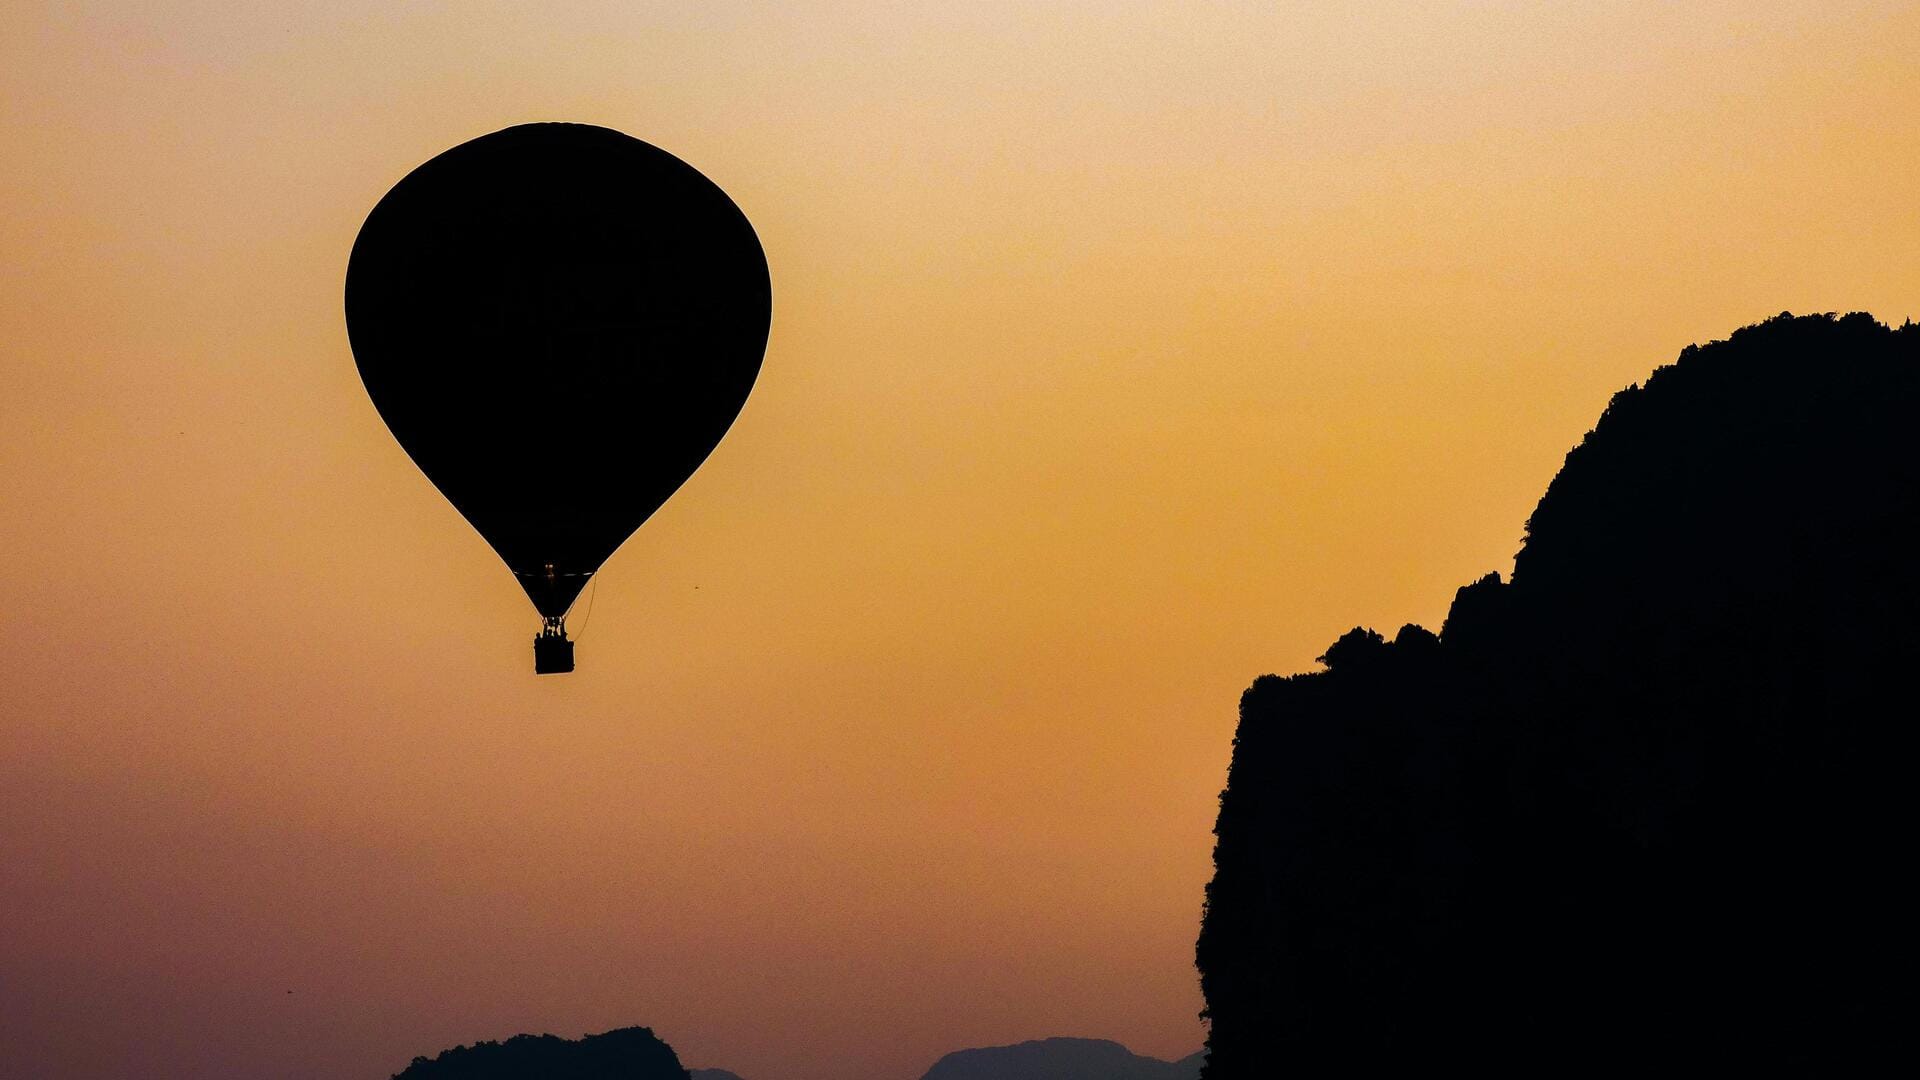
<box><xmin>687</xmin><ymin>1070</ymin><xmax>746</xmax><ymax>1080</ymax></box>
<box><xmin>1197</xmin><ymin>313</ymin><xmax>1917</xmax><ymax>1075</ymax></box>
<box><xmin>919</xmin><ymin>1037</ymin><xmax>1203</xmax><ymax>1080</ymax></box>
<box><xmin>391</xmin><ymin>1026</ymin><xmax>688</xmax><ymax>1080</ymax></box>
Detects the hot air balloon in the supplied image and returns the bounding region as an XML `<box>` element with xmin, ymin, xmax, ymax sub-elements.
<box><xmin>345</xmin><ymin>124</ymin><xmax>771</xmax><ymax>673</ymax></box>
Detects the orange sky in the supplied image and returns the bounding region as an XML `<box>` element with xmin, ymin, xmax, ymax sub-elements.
<box><xmin>3</xmin><ymin>3</ymin><xmax>1917</xmax><ymax>1078</ymax></box>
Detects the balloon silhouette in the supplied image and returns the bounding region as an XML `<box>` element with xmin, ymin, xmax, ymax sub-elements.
<box><xmin>345</xmin><ymin>124</ymin><xmax>771</xmax><ymax>673</ymax></box>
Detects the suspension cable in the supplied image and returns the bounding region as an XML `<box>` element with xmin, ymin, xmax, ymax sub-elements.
<box><xmin>567</xmin><ymin>577</ymin><xmax>600</xmax><ymax>640</ymax></box>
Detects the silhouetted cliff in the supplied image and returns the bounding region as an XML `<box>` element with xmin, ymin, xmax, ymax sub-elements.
<box><xmin>919</xmin><ymin>1037</ymin><xmax>1203</xmax><ymax>1080</ymax></box>
<box><xmin>391</xmin><ymin>1026</ymin><xmax>689</xmax><ymax>1080</ymax></box>
<box><xmin>1198</xmin><ymin>313</ymin><xmax>1918</xmax><ymax>1075</ymax></box>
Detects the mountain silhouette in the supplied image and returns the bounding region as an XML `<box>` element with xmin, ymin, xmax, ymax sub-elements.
<box><xmin>1197</xmin><ymin>312</ymin><xmax>1917</xmax><ymax>1075</ymax></box>
<box><xmin>391</xmin><ymin>1026</ymin><xmax>689</xmax><ymax>1080</ymax></box>
<box><xmin>919</xmin><ymin>1037</ymin><xmax>1203</xmax><ymax>1080</ymax></box>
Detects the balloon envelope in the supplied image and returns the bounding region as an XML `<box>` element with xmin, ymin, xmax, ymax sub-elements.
<box><xmin>345</xmin><ymin>123</ymin><xmax>771</xmax><ymax>621</ymax></box>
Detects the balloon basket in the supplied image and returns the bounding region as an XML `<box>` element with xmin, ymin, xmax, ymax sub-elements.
<box><xmin>534</xmin><ymin>629</ymin><xmax>575</xmax><ymax>675</ymax></box>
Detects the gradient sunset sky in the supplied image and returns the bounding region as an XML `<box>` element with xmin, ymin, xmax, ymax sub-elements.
<box><xmin>4</xmin><ymin>4</ymin><xmax>1917</xmax><ymax>1078</ymax></box>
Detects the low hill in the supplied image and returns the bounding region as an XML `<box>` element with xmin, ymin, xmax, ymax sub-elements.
<box><xmin>391</xmin><ymin>1026</ymin><xmax>688</xmax><ymax>1080</ymax></box>
<box><xmin>919</xmin><ymin>1037</ymin><xmax>1202</xmax><ymax>1080</ymax></box>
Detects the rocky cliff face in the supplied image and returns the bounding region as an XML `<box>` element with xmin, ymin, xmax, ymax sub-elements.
<box><xmin>1197</xmin><ymin>313</ymin><xmax>1919</xmax><ymax>1075</ymax></box>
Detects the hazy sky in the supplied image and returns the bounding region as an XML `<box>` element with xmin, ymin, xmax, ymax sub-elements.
<box><xmin>3</xmin><ymin>3</ymin><xmax>1916</xmax><ymax>1078</ymax></box>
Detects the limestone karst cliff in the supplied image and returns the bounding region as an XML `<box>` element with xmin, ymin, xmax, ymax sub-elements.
<box><xmin>1198</xmin><ymin>313</ymin><xmax>1918</xmax><ymax>1075</ymax></box>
